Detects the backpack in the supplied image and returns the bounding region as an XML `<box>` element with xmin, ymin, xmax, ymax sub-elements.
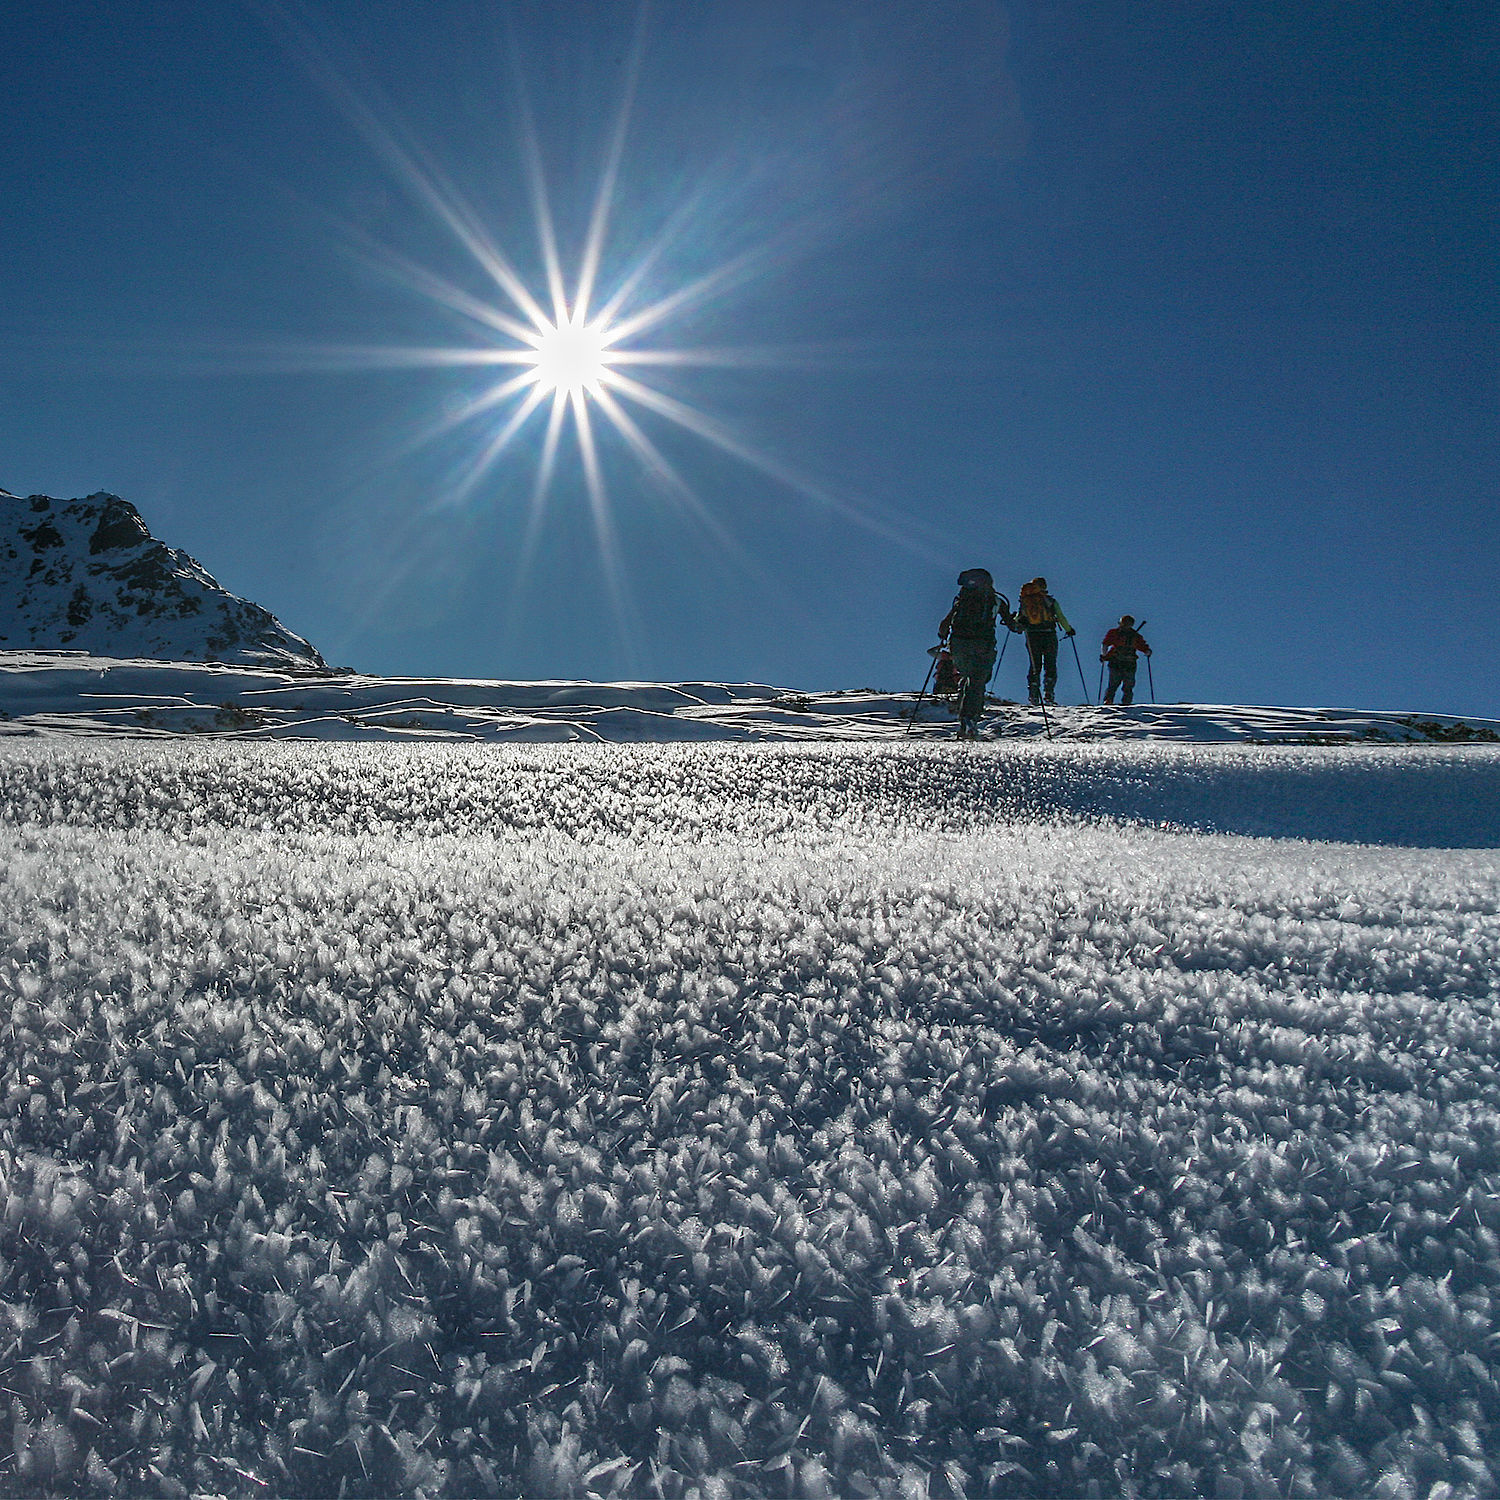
<box><xmin>1018</xmin><ymin>579</ymin><xmax>1052</xmax><ymax>627</ymax></box>
<box><xmin>948</xmin><ymin>582</ymin><xmax>997</xmax><ymax>638</ymax></box>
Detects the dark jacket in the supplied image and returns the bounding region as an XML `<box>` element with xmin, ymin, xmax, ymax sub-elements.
<box><xmin>1101</xmin><ymin>627</ymin><xmax>1151</xmax><ymax>662</ymax></box>
<box><xmin>941</xmin><ymin>586</ymin><xmax>999</xmax><ymax>645</ymax></box>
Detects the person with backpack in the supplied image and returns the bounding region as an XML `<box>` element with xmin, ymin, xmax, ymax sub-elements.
<box><xmin>939</xmin><ymin>567</ymin><xmax>1007</xmax><ymax>738</ymax></box>
<box><xmin>1009</xmin><ymin>576</ymin><xmax>1074</xmax><ymax>705</ymax></box>
<box><xmin>1100</xmin><ymin>615</ymin><xmax>1152</xmax><ymax>705</ymax></box>
<box><xmin>932</xmin><ymin>643</ymin><xmax>959</xmax><ymax>699</ymax></box>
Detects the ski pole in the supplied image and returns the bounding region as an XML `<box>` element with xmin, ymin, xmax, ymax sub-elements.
<box><xmin>1131</xmin><ymin>621</ymin><xmax>1152</xmax><ymax>704</ymax></box>
<box><xmin>994</xmin><ymin>596</ymin><xmax>1015</xmax><ymax>668</ymax></box>
<box><xmin>1098</xmin><ymin>662</ymin><xmax>1105</xmax><ymax>701</ymax></box>
<box><xmin>991</xmin><ymin>599</ymin><xmax>1014</xmax><ymax>689</ymax></box>
<box><xmin>904</xmin><ymin>647</ymin><xmax>940</xmax><ymax>734</ymax></box>
<box><xmin>1025</xmin><ymin>636</ymin><xmax>1051</xmax><ymax>738</ymax></box>
<box><xmin>1069</xmin><ymin>633</ymin><xmax>1091</xmax><ymax>704</ymax></box>
<box><xmin>991</xmin><ymin>620</ymin><xmax>1018</xmax><ymax>715</ymax></box>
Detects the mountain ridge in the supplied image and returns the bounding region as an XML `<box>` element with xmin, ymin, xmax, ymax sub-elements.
<box><xmin>0</xmin><ymin>487</ymin><xmax>325</xmax><ymax>668</ymax></box>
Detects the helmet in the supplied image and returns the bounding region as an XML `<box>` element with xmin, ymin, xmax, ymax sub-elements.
<box><xmin>1120</xmin><ymin>614</ymin><xmax>1135</xmax><ymax>626</ymax></box>
<box><xmin>957</xmin><ymin>567</ymin><xmax>992</xmax><ymax>588</ymax></box>
<box><xmin>1032</xmin><ymin>576</ymin><xmax>1047</xmax><ymax>589</ymax></box>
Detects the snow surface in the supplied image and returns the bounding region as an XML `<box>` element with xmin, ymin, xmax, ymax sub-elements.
<box><xmin>2</xmin><ymin>738</ymin><xmax>1498</xmax><ymax>1497</ymax></box>
<box><xmin>3</xmin><ymin>650</ymin><xmax>1498</xmax><ymax>752</ymax></box>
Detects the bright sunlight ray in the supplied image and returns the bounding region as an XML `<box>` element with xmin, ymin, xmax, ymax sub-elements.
<box><xmin>264</xmin><ymin>3</ymin><xmax>944</xmax><ymax>643</ymax></box>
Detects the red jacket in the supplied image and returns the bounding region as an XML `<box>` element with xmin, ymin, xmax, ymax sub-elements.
<box><xmin>1102</xmin><ymin>627</ymin><xmax>1151</xmax><ymax>661</ymax></box>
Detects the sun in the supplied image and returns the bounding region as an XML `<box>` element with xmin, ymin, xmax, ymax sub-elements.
<box><xmin>279</xmin><ymin>21</ymin><xmax>929</xmax><ymax>661</ymax></box>
<box><xmin>527</xmin><ymin>318</ymin><xmax>614</xmax><ymax>397</ymax></box>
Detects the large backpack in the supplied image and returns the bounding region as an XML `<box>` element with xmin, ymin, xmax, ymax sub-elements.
<box><xmin>1018</xmin><ymin>579</ymin><xmax>1053</xmax><ymax>627</ymax></box>
<box><xmin>948</xmin><ymin>581</ymin><xmax>997</xmax><ymax>638</ymax></box>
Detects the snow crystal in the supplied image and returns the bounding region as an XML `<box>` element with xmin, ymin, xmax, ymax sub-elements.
<box><xmin>0</xmin><ymin>740</ymin><xmax>1496</xmax><ymax>1496</ymax></box>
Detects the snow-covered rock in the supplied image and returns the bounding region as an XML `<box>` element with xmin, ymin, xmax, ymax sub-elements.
<box><xmin>0</xmin><ymin>487</ymin><xmax>325</xmax><ymax>667</ymax></box>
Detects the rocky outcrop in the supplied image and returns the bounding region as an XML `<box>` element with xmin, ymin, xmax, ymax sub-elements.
<box><xmin>0</xmin><ymin>488</ymin><xmax>326</xmax><ymax>667</ymax></box>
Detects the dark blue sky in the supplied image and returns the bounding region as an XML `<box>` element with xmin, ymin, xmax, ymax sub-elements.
<box><xmin>3</xmin><ymin>2</ymin><xmax>1495</xmax><ymax>713</ymax></box>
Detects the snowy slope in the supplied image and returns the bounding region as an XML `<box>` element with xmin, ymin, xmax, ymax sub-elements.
<box><xmin>0</xmin><ymin>489</ymin><xmax>324</xmax><ymax>667</ymax></box>
<box><xmin>1</xmin><ymin>740</ymin><xmax>1497</xmax><ymax>1497</ymax></box>
<box><xmin>1</xmin><ymin>649</ymin><xmax>1497</xmax><ymax>749</ymax></box>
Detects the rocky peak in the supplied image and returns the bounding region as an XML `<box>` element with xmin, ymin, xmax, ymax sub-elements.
<box><xmin>0</xmin><ymin>489</ymin><xmax>327</xmax><ymax>668</ymax></box>
<box><xmin>88</xmin><ymin>495</ymin><xmax>152</xmax><ymax>554</ymax></box>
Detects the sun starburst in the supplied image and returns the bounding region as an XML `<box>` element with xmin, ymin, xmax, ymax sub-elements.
<box><xmin>526</xmin><ymin>317</ymin><xmax>615</xmax><ymax>398</ymax></box>
<box><xmin>262</xmin><ymin>10</ymin><xmax>935</xmax><ymax>664</ymax></box>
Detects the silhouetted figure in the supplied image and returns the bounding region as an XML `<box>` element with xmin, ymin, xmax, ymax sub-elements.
<box><xmin>1101</xmin><ymin>615</ymin><xmax>1152</xmax><ymax>705</ymax></box>
<box><xmin>939</xmin><ymin>568</ymin><xmax>1001</xmax><ymax>738</ymax></box>
<box><xmin>1010</xmin><ymin>577</ymin><xmax>1074</xmax><ymax>705</ymax></box>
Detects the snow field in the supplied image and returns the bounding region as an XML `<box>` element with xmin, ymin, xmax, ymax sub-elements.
<box><xmin>7</xmin><ymin>650</ymin><xmax>1500</xmax><ymax>752</ymax></box>
<box><xmin>1</xmin><ymin>738</ymin><xmax>1498</xmax><ymax>846</ymax></box>
<box><xmin>1</xmin><ymin>742</ymin><xmax>1498</xmax><ymax>1498</ymax></box>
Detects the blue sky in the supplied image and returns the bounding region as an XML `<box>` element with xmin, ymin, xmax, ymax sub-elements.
<box><xmin>2</xmin><ymin>2</ymin><xmax>1494</xmax><ymax>713</ymax></box>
